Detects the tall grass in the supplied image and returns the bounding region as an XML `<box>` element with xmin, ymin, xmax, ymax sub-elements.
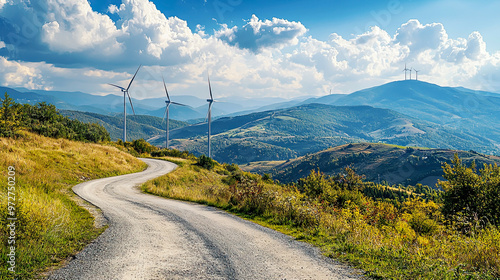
<box><xmin>0</xmin><ymin>132</ymin><xmax>146</xmax><ymax>279</ymax></box>
<box><xmin>142</xmin><ymin>157</ymin><xmax>500</xmax><ymax>279</ymax></box>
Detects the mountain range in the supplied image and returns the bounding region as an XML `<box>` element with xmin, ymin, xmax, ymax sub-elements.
<box><xmin>5</xmin><ymin>86</ymin><xmax>301</xmax><ymax>121</ymax></box>
<box><xmin>161</xmin><ymin>103</ymin><xmax>499</xmax><ymax>163</ymax></box>
<box><xmin>3</xmin><ymin>80</ymin><xmax>500</xmax><ymax>164</ymax></box>
<box><xmin>303</xmin><ymin>80</ymin><xmax>500</xmax><ymax>145</ymax></box>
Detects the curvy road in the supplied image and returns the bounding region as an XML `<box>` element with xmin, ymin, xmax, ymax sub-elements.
<box><xmin>48</xmin><ymin>158</ymin><xmax>361</xmax><ymax>280</ymax></box>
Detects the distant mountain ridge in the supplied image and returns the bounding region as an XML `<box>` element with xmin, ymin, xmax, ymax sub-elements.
<box><xmin>303</xmin><ymin>80</ymin><xmax>500</xmax><ymax>146</ymax></box>
<box><xmin>4</xmin><ymin>80</ymin><xmax>500</xmax><ymax>163</ymax></box>
<box><xmin>4</xmin><ymin>86</ymin><xmax>301</xmax><ymax>121</ymax></box>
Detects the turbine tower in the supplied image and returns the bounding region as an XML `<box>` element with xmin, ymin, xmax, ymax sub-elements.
<box><xmin>403</xmin><ymin>64</ymin><xmax>410</xmax><ymax>80</ymax></box>
<box><xmin>206</xmin><ymin>75</ymin><xmax>215</xmax><ymax>158</ymax></box>
<box><xmin>162</xmin><ymin>76</ymin><xmax>187</xmax><ymax>149</ymax></box>
<box><xmin>409</xmin><ymin>68</ymin><xmax>413</xmax><ymax>80</ymax></box>
<box><xmin>414</xmin><ymin>69</ymin><xmax>420</xmax><ymax>81</ymax></box>
<box><xmin>108</xmin><ymin>65</ymin><xmax>141</xmax><ymax>142</ymax></box>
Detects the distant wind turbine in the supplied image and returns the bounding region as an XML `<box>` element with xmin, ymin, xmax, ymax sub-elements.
<box><xmin>403</xmin><ymin>64</ymin><xmax>410</xmax><ymax>80</ymax></box>
<box><xmin>161</xmin><ymin>76</ymin><xmax>187</xmax><ymax>149</ymax></box>
<box><xmin>206</xmin><ymin>75</ymin><xmax>215</xmax><ymax>158</ymax></box>
<box><xmin>108</xmin><ymin>65</ymin><xmax>141</xmax><ymax>142</ymax></box>
<box><xmin>409</xmin><ymin>68</ymin><xmax>413</xmax><ymax>80</ymax></box>
<box><xmin>414</xmin><ymin>69</ymin><xmax>420</xmax><ymax>81</ymax></box>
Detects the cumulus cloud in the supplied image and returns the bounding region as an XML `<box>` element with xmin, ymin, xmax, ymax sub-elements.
<box><xmin>215</xmin><ymin>14</ymin><xmax>307</xmax><ymax>52</ymax></box>
<box><xmin>0</xmin><ymin>1</ymin><xmax>500</xmax><ymax>98</ymax></box>
<box><xmin>0</xmin><ymin>0</ymin><xmax>205</xmax><ymax>69</ymax></box>
<box><xmin>110</xmin><ymin>0</ymin><xmax>204</xmax><ymax>62</ymax></box>
<box><xmin>0</xmin><ymin>56</ymin><xmax>47</xmax><ymax>89</ymax></box>
<box><xmin>40</xmin><ymin>0</ymin><xmax>121</xmax><ymax>54</ymax></box>
<box><xmin>394</xmin><ymin>19</ymin><xmax>448</xmax><ymax>54</ymax></box>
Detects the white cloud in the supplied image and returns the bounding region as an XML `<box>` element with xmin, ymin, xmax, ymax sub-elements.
<box><xmin>106</xmin><ymin>0</ymin><xmax>206</xmax><ymax>63</ymax></box>
<box><xmin>0</xmin><ymin>56</ymin><xmax>47</xmax><ymax>89</ymax></box>
<box><xmin>215</xmin><ymin>14</ymin><xmax>307</xmax><ymax>52</ymax></box>
<box><xmin>1</xmin><ymin>1</ymin><xmax>500</xmax><ymax>99</ymax></box>
<box><xmin>0</xmin><ymin>41</ymin><xmax>5</xmax><ymax>48</ymax></box>
<box><xmin>394</xmin><ymin>19</ymin><xmax>448</xmax><ymax>54</ymax></box>
<box><xmin>40</xmin><ymin>0</ymin><xmax>121</xmax><ymax>54</ymax></box>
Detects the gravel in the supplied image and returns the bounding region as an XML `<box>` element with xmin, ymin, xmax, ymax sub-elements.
<box><xmin>47</xmin><ymin>158</ymin><xmax>362</xmax><ymax>280</ymax></box>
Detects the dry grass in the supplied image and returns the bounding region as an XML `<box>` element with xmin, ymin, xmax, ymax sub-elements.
<box><xmin>142</xmin><ymin>158</ymin><xmax>500</xmax><ymax>280</ymax></box>
<box><xmin>0</xmin><ymin>132</ymin><xmax>146</xmax><ymax>279</ymax></box>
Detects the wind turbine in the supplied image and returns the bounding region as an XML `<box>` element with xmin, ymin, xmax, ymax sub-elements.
<box><xmin>414</xmin><ymin>69</ymin><xmax>420</xmax><ymax>80</ymax></box>
<box><xmin>206</xmin><ymin>75</ymin><xmax>215</xmax><ymax>158</ymax></box>
<box><xmin>403</xmin><ymin>64</ymin><xmax>410</xmax><ymax>80</ymax></box>
<box><xmin>161</xmin><ymin>76</ymin><xmax>187</xmax><ymax>149</ymax></box>
<box><xmin>409</xmin><ymin>68</ymin><xmax>413</xmax><ymax>80</ymax></box>
<box><xmin>108</xmin><ymin>65</ymin><xmax>141</xmax><ymax>142</ymax></box>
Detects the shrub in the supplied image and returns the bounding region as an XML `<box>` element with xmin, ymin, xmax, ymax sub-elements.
<box><xmin>197</xmin><ymin>154</ymin><xmax>216</xmax><ymax>170</ymax></box>
<box><xmin>131</xmin><ymin>138</ymin><xmax>157</xmax><ymax>154</ymax></box>
<box><xmin>439</xmin><ymin>154</ymin><xmax>500</xmax><ymax>227</ymax></box>
<box><xmin>151</xmin><ymin>148</ymin><xmax>195</xmax><ymax>159</ymax></box>
<box><xmin>0</xmin><ymin>93</ymin><xmax>110</xmax><ymax>142</ymax></box>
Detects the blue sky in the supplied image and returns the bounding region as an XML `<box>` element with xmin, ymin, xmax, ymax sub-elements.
<box><xmin>1</xmin><ymin>0</ymin><xmax>499</xmax><ymax>99</ymax></box>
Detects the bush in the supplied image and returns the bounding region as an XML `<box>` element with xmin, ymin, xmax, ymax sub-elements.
<box><xmin>131</xmin><ymin>139</ymin><xmax>157</xmax><ymax>154</ymax></box>
<box><xmin>197</xmin><ymin>155</ymin><xmax>216</xmax><ymax>170</ymax></box>
<box><xmin>439</xmin><ymin>154</ymin><xmax>500</xmax><ymax>227</ymax></box>
<box><xmin>151</xmin><ymin>148</ymin><xmax>195</xmax><ymax>159</ymax></box>
<box><xmin>0</xmin><ymin>93</ymin><xmax>110</xmax><ymax>142</ymax></box>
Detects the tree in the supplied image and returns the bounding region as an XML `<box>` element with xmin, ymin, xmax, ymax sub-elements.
<box><xmin>439</xmin><ymin>154</ymin><xmax>500</xmax><ymax>226</ymax></box>
<box><xmin>0</xmin><ymin>93</ymin><xmax>21</xmax><ymax>137</ymax></box>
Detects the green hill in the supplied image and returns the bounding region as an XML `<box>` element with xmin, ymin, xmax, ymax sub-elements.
<box><xmin>163</xmin><ymin>103</ymin><xmax>499</xmax><ymax>164</ymax></box>
<box><xmin>259</xmin><ymin>143</ymin><xmax>500</xmax><ymax>186</ymax></box>
<box><xmin>325</xmin><ymin>80</ymin><xmax>500</xmax><ymax>145</ymax></box>
<box><xmin>60</xmin><ymin>110</ymin><xmax>189</xmax><ymax>142</ymax></box>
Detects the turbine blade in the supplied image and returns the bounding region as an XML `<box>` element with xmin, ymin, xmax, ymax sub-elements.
<box><xmin>171</xmin><ymin>101</ymin><xmax>187</xmax><ymax>106</ymax></box>
<box><xmin>127</xmin><ymin>65</ymin><xmax>142</xmax><ymax>91</ymax></box>
<box><xmin>161</xmin><ymin>107</ymin><xmax>168</xmax><ymax>125</ymax></box>
<box><xmin>208</xmin><ymin>75</ymin><xmax>213</xmax><ymax>100</ymax></box>
<box><xmin>126</xmin><ymin>91</ymin><xmax>136</xmax><ymax>115</ymax></box>
<box><xmin>204</xmin><ymin>102</ymin><xmax>213</xmax><ymax>122</ymax></box>
<box><xmin>162</xmin><ymin>75</ymin><xmax>170</xmax><ymax>101</ymax></box>
<box><xmin>108</xmin><ymin>83</ymin><xmax>126</xmax><ymax>91</ymax></box>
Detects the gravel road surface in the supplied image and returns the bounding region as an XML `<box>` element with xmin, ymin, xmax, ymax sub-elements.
<box><xmin>48</xmin><ymin>158</ymin><xmax>361</xmax><ymax>280</ymax></box>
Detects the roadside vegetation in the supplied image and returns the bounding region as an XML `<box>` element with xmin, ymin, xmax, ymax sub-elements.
<box><xmin>143</xmin><ymin>153</ymin><xmax>500</xmax><ymax>279</ymax></box>
<box><xmin>0</xmin><ymin>94</ymin><xmax>146</xmax><ymax>279</ymax></box>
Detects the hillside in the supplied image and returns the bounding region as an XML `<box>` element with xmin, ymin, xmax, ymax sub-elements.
<box><xmin>308</xmin><ymin>80</ymin><xmax>500</xmax><ymax>145</ymax></box>
<box><xmin>163</xmin><ymin>103</ymin><xmax>500</xmax><ymax>164</ymax></box>
<box><xmin>143</xmin><ymin>152</ymin><xmax>500</xmax><ymax>279</ymax></box>
<box><xmin>257</xmin><ymin>143</ymin><xmax>500</xmax><ymax>186</ymax></box>
<box><xmin>60</xmin><ymin>110</ymin><xmax>189</xmax><ymax>142</ymax></box>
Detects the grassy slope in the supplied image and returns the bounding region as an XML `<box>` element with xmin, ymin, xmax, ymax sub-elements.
<box><xmin>243</xmin><ymin>143</ymin><xmax>500</xmax><ymax>186</ymax></box>
<box><xmin>274</xmin><ymin>143</ymin><xmax>500</xmax><ymax>186</ymax></box>
<box><xmin>142</xmin><ymin>157</ymin><xmax>500</xmax><ymax>280</ymax></box>
<box><xmin>0</xmin><ymin>132</ymin><xmax>146</xmax><ymax>279</ymax></box>
<box><xmin>61</xmin><ymin>110</ymin><xmax>188</xmax><ymax>142</ymax></box>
